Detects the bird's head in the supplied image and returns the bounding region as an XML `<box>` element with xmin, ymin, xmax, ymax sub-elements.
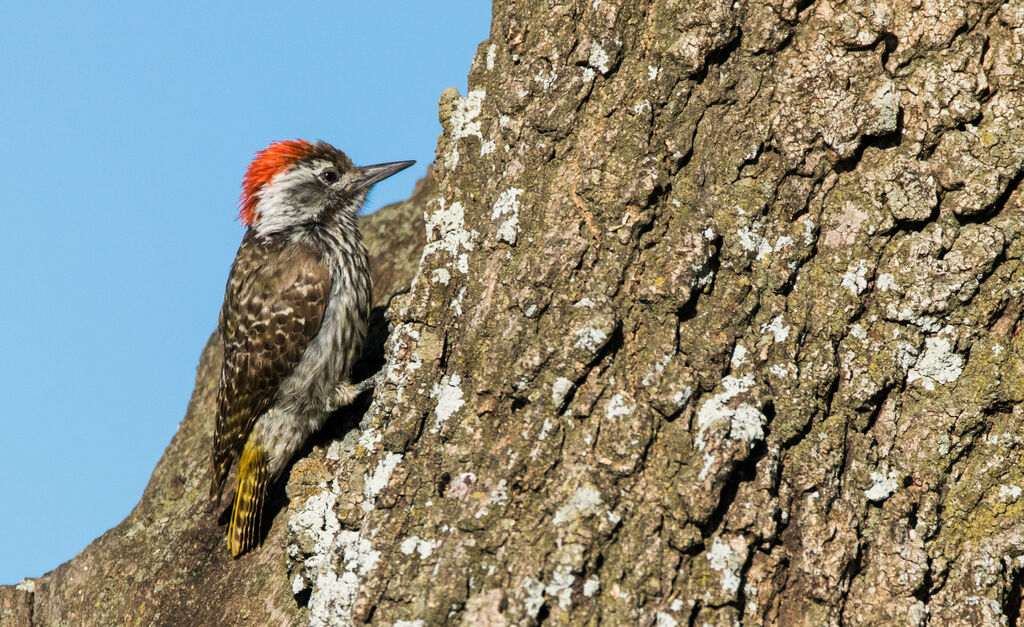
<box><xmin>239</xmin><ymin>139</ymin><xmax>414</xmax><ymax>237</ymax></box>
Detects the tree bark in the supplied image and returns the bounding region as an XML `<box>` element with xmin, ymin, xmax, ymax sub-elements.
<box><xmin>6</xmin><ymin>0</ymin><xmax>1024</xmax><ymax>625</ymax></box>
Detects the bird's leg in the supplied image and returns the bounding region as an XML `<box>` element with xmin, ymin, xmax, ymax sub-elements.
<box><xmin>353</xmin><ymin>368</ymin><xmax>385</xmax><ymax>395</ymax></box>
<box><xmin>329</xmin><ymin>369</ymin><xmax>385</xmax><ymax>411</ymax></box>
<box><xmin>329</xmin><ymin>382</ymin><xmax>360</xmax><ymax>410</ymax></box>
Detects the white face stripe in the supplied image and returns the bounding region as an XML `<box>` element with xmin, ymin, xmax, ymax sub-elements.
<box><xmin>252</xmin><ymin>159</ymin><xmax>333</xmax><ymax>237</ymax></box>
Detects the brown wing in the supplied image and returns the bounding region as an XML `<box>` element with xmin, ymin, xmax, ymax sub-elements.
<box><xmin>210</xmin><ymin>231</ymin><xmax>331</xmax><ymax>503</ymax></box>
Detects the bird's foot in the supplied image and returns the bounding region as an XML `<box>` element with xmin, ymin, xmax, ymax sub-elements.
<box><xmin>329</xmin><ymin>382</ymin><xmax>359</xmax><ymax>411</ymax></box>
<box><xmin>329</xmin><ymin>370</ymin><xmax>384</xmax><ymax>411</ymax></box>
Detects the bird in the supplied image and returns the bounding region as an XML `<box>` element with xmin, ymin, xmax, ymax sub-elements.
<box><xmin>209</xmin><ymin>139</ymin><xmax>413</xmax><ymax>557</ymax></box>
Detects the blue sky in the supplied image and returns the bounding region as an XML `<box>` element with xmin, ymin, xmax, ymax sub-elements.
<box><xmin>0</xmin><ymin>2</ymin><xmax>490</xmax><ymax>584</ymax></box>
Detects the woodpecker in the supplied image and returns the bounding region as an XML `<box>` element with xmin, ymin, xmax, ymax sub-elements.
<box><xmin>210</xmin><ymin>139</ymin><xmax>413</xmax><ymax>557</ymax></box>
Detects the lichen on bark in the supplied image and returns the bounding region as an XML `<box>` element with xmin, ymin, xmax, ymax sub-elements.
<box><xmin>305</xmin><ymin>0</ymin><xmax>1024</xmax><ymax>623</ymax></box>
<box><xmin>6</xmin><ymin>0</ymin><xmax>1024</xmax><ymax>625</ymax></box>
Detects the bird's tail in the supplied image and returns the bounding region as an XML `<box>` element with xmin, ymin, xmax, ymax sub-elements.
<box><xmin>227</xmin><ymin>440</ymin><xmax>269</xmax><ymax>557</ymax></box>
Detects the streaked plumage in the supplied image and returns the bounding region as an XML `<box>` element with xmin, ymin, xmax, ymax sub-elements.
<box><xmin>210</xmin><ymin>139</ymin><xmax>413</xmax><ymax>556</ymax></box>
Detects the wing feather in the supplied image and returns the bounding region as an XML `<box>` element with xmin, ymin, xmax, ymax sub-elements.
<box><xmin>210</xmin><ymin>232</ymin><xmax>330</xmax><ymax>503</ymax></box>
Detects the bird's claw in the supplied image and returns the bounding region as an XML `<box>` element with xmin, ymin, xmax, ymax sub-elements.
<box><xmin>329</xmin><ymin>370</ymin><xmax>384</xmax><ymax>411</ymax></box>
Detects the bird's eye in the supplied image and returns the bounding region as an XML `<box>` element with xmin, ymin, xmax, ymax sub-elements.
<box><xmin>321</xmin><ymin>168</ymin><xmax>339</xmax><ymax>184</ymax></box>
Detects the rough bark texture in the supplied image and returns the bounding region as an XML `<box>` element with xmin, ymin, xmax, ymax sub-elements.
<box><xmin>6</xmin><ymin>0</ymin><xmax>1024</xmax><ymax>625</ymax></box>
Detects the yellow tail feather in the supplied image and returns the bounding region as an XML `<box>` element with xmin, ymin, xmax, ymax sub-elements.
<box><xmin>227</xmin><ymin>441</ymin><xmax>269</xmax><ymax>557</ymax></box>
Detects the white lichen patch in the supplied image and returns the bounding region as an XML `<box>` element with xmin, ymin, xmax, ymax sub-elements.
<box><xmin>364</xmin><ymin>452</ymin><xmax>403</xmax><ymax>500</ymax></box>
<box><xmin>695</xmin><ymin>375</ymin><xmax>766</xmax><ymax>449</ymax></box>
<box><xmin>907</xmin><ymin>334</ymin><xmax>964</xmax><ymax>391</ymax></box>
<box><xmin>865</xmin><ymin>470</ymin><xmax>900</xmax><ymax>502</ymax></box>
<box><xmin>399</xmin><ymin>535</ymin><xmax>437</xmax><ymax>559</ymax></box>
<box><xmin>737</xmin><ymin>221</ymin><xmax>773</xmax><ymax>261</ymax></box>
<box><xmin>605</xmin><ymin>393</ymin><xmax>634</xmax><ymax>419</ymax></box>
<box><xmin>803</xmin><ymin>218</ymin><xmax>816</xmax><ymax>245</ymax></box>
<box><xmin>486</xmin><ymin>43</ymin><xmax>496</xmax><ymax>70</ymax></box>
<box><xmin>447</xmin><ymin>89</ymin><xmax>486</xmax><ymax>170</ymax></box>
<box><xmin>491</xmin><ymin>187</ymin><xmax>524</xmax><ymax>244</ymax></box>
<box><xmin>289</xmin><ymin>481</ymin><xmax>382</xmax><ymax>626</ymax></box>
<box><xmin>589</xmin><ymin>42</ymin><xmax>611</xmax><ymax>74</ymax></box>
<box><xmin>656</xmin><ymin>612</ymin><xmax>679</xmax><ymax>627</ymax></box>
<box><xmin>325</xmin><ymin>439</ymin><xmax>346</xmax><ymax>461</ymax></box>
<box><xmin>632</xmin><ymin>99</ymin><xmax>652</xmax><ymax>115</ymax></box>
<box><xmin>583</xmin><ymin>576</ymin><xmax>601</xmax><ymax>597</ymax></box>
<box><xmin>546</xmin><ymin>567</ymin><xmax>576</xmax><ymax>608</ymax></box>
<box><xmin>729</xmin><ymin>405</ymin><xmax>766</xmax><ymax>444</ymax></box>
<box><xmin>574</xmin><ymin>327</ymin><xmax>608</xmax><ymax>353</ymax></box>
<box><xmin>1000</xmin><ymin>485</ymin><xmax>1022</xmax><ymax>502</ymax></box>
<box><xmin>383</xmin><ymin>324</ymin><xmax>424</xmax><ymax>405</ymax></box>
<box><xmin>553</xmin><ymin>486</ymin><xmax>604</xmax><ymax>524</ymax></box>
<box><xmin>842</xmin><ymin>260</ymin><xmax>870</xmax><ymax>295</ymax></box>
<box><xmin>737</xmin><ymin>225</ymin><xmax>794</xmax><ymax>262</ymax></box>
<box><xmin>744</xmin><ymin>583</ymin><xmax>759</xmax><ymax>615</ymax></box>
<box><xmin>896</xmin><ymin>341</ymin><xmax>919</xmax><ymax>373</ymax></box>
<box><xmin>523</xmin><ymin>578</ymin><xmax>546</xmax><ymax>618</ymax></box>
<box><xmin>551</xmin><ymin>377</ymin><xmax>574</xmax><ymax>407</ymax></box>
<box><xmin>698</xmin><ymin>452</ymin><xmax>716</xmax><ymax>481</ymax></box>
<box><xmin>762</xmin><ymin>315</ymin><xmax>791</xmax><ymax>343</ymax></box>
<box><xmin>431</xmin><ymin>268</ymin><xmax>451</xmax><ymax>285</ymax></box>
<box><xmin>673</xmin><ymin>385</ymin><xmax>693</xmax><ymax>407</ymax></box>
<box><xmin>731</xmin><ymin>343</ymin><xmax>748</xmax><ymax>368</ymax></box>
<box><xmin>430</xmin><ymin>374</ymin><xmax>465</xmax><ymax>431</ymax></box>
<box><xmin>648</xmin><ymin>65</ymin><xmax>660</xmax><ymax>80</ymax></box>
<box><xmin>866</xmin><ymin>81</ymin><xmax>900</xmax><ymax>136</ymax></box>
<box><xmin>537</xmin><ymin>417</ymin><xmax>555</xmax><ymax>441</ymax></box>
<box><xmin>534</xmin><ymin>68</ymin><xmax>558</xmax><ymax>91</ymax></box>
<box><xmin>707</xmin><ymin>536</ymin><xmax>743</xmax><ymax>594</ymax></box>
<box><xmin>452</xmin><ymin>287</ymin><xmax>467</xmax><ymax>317</ymax></box>
<box><xmin>423</xmin><ymin>200</ymin><xmax>478</xmax><ymax>274</ymax></box>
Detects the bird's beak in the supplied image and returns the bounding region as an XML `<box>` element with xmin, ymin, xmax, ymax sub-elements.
<box><xmin>354</xmin><ymin>160</ymin><xmax>416</xmax><ymax>190</ymax></box>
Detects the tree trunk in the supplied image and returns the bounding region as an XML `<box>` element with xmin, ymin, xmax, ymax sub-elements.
<box><xmin>6</xmin><ymin>0</ymin><xmax>1024</xmax><ymax>625</ymax></box>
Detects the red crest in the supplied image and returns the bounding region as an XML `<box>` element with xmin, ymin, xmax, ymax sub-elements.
<box><xmin>239</xmin><ymin>140</ymin><xmax>317</xmax><ymax>225</ymax></box>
